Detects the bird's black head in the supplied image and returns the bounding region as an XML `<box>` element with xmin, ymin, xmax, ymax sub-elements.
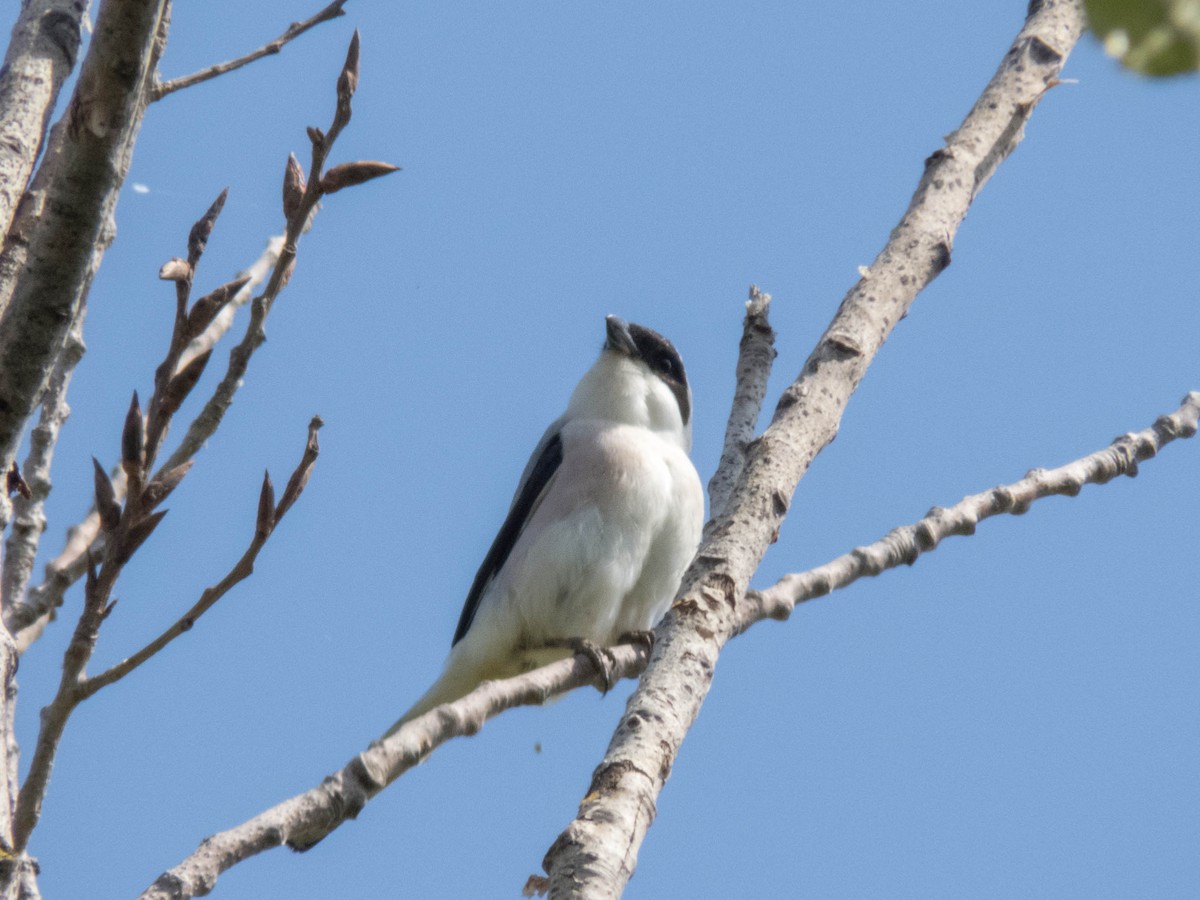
<box><xmin>604</xmin><ymin>316</ymin><xmax>691</xmax><ymax>426</ymax></box>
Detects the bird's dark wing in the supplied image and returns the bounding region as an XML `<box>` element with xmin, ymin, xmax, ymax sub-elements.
<box><xmin>452</xmin><ymin>429</ymin><xmax>564</xmax><ymax>645</ymax></box>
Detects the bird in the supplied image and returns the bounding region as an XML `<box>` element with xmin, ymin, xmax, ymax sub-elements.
<box><xmin>385</xmin><ymin>316</ymin><xmax>703</xmax><ymax>736</ymax></box>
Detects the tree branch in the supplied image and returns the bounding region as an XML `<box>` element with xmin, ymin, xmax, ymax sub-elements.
<box><xmin>152</xmin><ymin>0</ymin><xmax>349</xmax><ymax>101</ymax></box>
<box><xmin>133</xmin><ymin>386</ymin><xmax>1200</xmax><ymax>897</ymax></box>
<box><xmin>11</xmin><ymin>411</ymin><xmax>320</xmax><ymax>854</ymax></box>
<box><xmin>739</xmin><ymin>390</ymin><xmax>1200</xmax><ymax>629</ymax></box>
<box><xmin>1</xmin><ymin>315</ymin><xmax>85</xmax><ymax>618</ymax></box>
<box><xmin>141</xmin><ymin>379</ymin><xmax>1200</xmax><ymax>897</ymax></box>
<box><xmin>0</xmin><ymin>0</ymin><xmax>169</xmax><ymax>525</ymax></box>
<box><xmin>7</xmin><ymin>234</ymin><xmax>284</xmax><ymax>643</ymax></box>
<box><xmin>138</xmin><ymin>643</ymin><xmax>646</xmax><ymax>900</ymax></box>
<box><xmin>540</xmin><ymin>2</ymin><xmax>1088</xmax><ymax>895</ymax></box>
<box><xmin>705</xmin><ymin>286</ymin><xmax>775</xmax><ymax>521</ymax></box>
<box><xmin>80</xmin><ymin>417</ymin><xmax>322</xmax><ymax>698</ymax></box>
<box><xmin>0</xmin><ymin>0</ymin><xmax>86</xmax><ymax>239</ymax></box>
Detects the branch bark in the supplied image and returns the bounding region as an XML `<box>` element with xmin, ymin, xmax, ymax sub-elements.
<box><xmin>151</xmin><ymin>0</ymin><xmax>348</xmax><ymax>100</ymax></box>
<box><xmin>0</xmin><ymin>0</ymin><xmax>86</xmax><ymax>239</ymax></box>
<box><xmin>0</xmin><ymin>316</ymin><xmax>84</xmax><ymax>617</ymax></box>
<box><xmin>0</xmin><ymin>0</ymin><xmax>171</xmax><ymax>527</ymax></box>
<box><xmin>540</xmin><ymin>2</ymin><xmax>1088</xmax><ymax>895</ymax></box>
<box><xmin>135</xmin><ymin>386</ymin><xmax>1200</xmax><ymax>900</ymax></box>
<box><xmin>739</xmin><ymin>390</ymin><xmax>1200</xmax><ymax>629</ymax></box>
<box><xmin>6</xmin><ymin>234</ymin><xmax>284</xmax><ymax>643</ymax></box>
<box><xmin>137</xmin><ymin>645</ymin><xmax>643</xmax><ymax>900</ymax></box>
<box><xmin>705</xmin><ymin>286</ymin><xmax>775</xmax><ymax>520</ymax></box>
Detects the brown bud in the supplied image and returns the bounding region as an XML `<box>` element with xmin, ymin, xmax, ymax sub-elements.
<box><xmin>319</xmin><ymin>161</ymin><xmax>400</xmax><ymax>195</ymax></box>
<box><xmin>121</xmin><ymin>391</ymin><xmax>145</xmax><ymax>478</ymax></box>
<box><xmin>256</xmin><ymin>470</ymin><xmax>276</xmax><ymax>541</ymax></box>
<box><xmin>93</xmin><ymin>457</ymin><xmax>121</xmax><ymax>531</ymax></box>
<box><xmin>283</xmin><ymin>154</ymin><xmax>307</xmax><ymax>222</ymax></box>
<box><xmin>7</xmin><ymin>462</ymin><xmax>30</xmax><ymax>500</ymax></box>
<box><xmin>159</xmin><ymin>350</ymin><xmax>212</xmax><ymax>418</ymax></box>
<box><xmin>306</xmin><ymin>125</ymin><xmax>325</xmax><ymax>148</ymax></box>
<box><xmin>114</xmin><ymin>509</ymin><xmax>168</xmax><ymax>566</ymax></box>
<box><xmin>158</xmin><ymin>257</ymin><xmax>192</xmax><ymax>283</ymax></box>
<box><xmin>275</xmin><ymin>416</ymin><xmax>323</xmax><ymax>523</ymax></box>
<box><xmin>187</xmin><ymin>188</ymin><xmax>229</xmax><ymax>268</ymax></box>
<box><xmin>186</xmin><ymin>276</ymin><xmax>251</xmax><ymax>337</ymax></box>
<box><xmin>337</xmin><ymin>31</ymin><xmax>360</xmax><ymax>108</ymax></box>
<box><xmin>141</xmin><ymin>460</ymin><xmax>194</xmax><ymax>512</ymax></box>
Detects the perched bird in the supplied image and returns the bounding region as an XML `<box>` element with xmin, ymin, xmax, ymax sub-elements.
<box><xmin>386</xmin><ymin>316</ymin><xmax>703</xmax><ymax>735</ymax></box>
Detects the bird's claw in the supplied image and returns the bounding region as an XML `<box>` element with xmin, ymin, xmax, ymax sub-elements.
<box><xmin>618</xmin><ymin>629</ymin><xmax>655</xmax><ymax>654</ymax></box>
<box><xmin>566</xmin><ymin>638</ymin><xmax>616</xmax><ymax>694</ymax></box>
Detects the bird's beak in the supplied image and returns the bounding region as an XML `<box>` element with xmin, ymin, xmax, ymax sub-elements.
<box><xmin>604</xmin><ymin>315</ymin><xmax>637</xmax><ymax>357</ymax></box>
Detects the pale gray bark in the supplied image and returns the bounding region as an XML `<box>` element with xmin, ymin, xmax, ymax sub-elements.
<box><xmin>0</xmin><ymin>316</ymin><xmax>84</xmax><ymax>621</ymax></box>
<box><xmin>0</xmin><ymin>0</ymin><xmax>86</xmax><ymax>242</ymax></box>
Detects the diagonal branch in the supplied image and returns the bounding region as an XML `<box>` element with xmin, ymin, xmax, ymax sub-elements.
<box><xmin>0</xmin><ymin>0</ymin><xmax>170</xmax><ymax>524</ymax></box>
<box><xmin>152</xmin><ymin>0</ymin><xmax>348</xmax><ymax>101</ymax></box>
<box><xmin>541</xmin><ymin>2</ymin><xmax>1088</xmax><ymax>895</ymax></box>
<box><xmin>81</xmin><ymin>416</ymin><xmax>322</xmax><ymax>697</ymax></box>
<box><xmin>11</xmin><ymin>415</ymin><xmax>321</xmax><ymax>853</ymax></box>
<box><xmin>137</xmin><ymin>645</ymin><xmax>645</xmax><ymax>900</ymax></box>
<box><xmin>739</xmin><ymin>390</ymin><xmax>1200</xmax><ymax>630</ymax></box>
<box><xmin>0</xmin><ymin>0</ymin><xmax>87</xmax><ymax>238</ymax></box>
<box><xmin>7</xmin><ymin>235</ymin><xmax>284</xmax><ymax>643</ymax></box>
<box><xmin>138</xmin><ymin>389</ymin><xmax>1198</xmax><ymax>900</ymax></box>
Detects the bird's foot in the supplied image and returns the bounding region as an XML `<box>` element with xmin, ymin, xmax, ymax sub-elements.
<box><xmin>617</xmin><ymin>629</ymin><xmax>655</xmax><ymax>654</ymax></box>
<box><xmin>550</xmin><ymin>638</ymin><xmax>616</xmax><ymax>694</ymax></box>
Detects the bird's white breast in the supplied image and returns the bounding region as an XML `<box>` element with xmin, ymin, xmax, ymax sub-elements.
<box><xmin>468</xmin><ymin>417</ymin><xmax>702</xmax><ymax>671</ymax></box>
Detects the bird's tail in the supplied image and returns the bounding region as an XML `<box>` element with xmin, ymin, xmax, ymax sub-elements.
<box><xmin>382</xmin><ymin>662</ymin><xmax>484</xmax><ymax>738</ymax></box>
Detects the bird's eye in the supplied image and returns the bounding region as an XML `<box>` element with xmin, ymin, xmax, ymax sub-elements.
<box><xmin>654</xmin><ymin>353</ymin><xmax>678</xmax><ymax>381</ymax></box>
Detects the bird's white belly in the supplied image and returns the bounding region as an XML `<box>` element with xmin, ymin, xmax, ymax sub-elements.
<box><xmin>497</xmin><ymin>421</ymin><xmax>700</xmax><ymax>651</ymax></box>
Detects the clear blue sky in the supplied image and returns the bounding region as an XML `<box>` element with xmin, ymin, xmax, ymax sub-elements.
<box><xmin>8</xmin><ymin>2</ymin><xmax>1198</xmax><ymax>898</ymax></box>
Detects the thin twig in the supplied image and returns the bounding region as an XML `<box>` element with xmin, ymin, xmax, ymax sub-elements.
<box><xmin>12</xmin><ymin>27</ymin><xmax>379</xmax><ymax>642</ymax></box>
<box><xmin>740</xmin><ymin>391</ymin><xmax>1200</xmax><ymax>629</ymax></box>
<box><xmin>82</xmin><ymin>417</ymin><xmax>322</xmax><ymax>697</ymax></box>
<box><xmin>152</xmin><ymin>0</ymin><xmax>348</xmax><ymax>101</ymax></box>
<box><xmin>11</xmin><ymin>231</ymin><xmax>284</xmax><ymax>643</ymax></box>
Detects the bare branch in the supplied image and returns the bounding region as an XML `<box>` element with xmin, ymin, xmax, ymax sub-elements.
<box><xmin>138</xmin><ymin>645</ymin><xmax>649</xmax><ymax>900</ymax></box>
<box><xmin>177</xmin><ymin>236</ymin><xmax>283</xmax><ymax>371</ymax></box>
<box><xmin>136</xmin><ymin>383</ymin><xmax>1200</xmax><ymax>893</ymax></box>
<box><xmin>706</xmin><ymin>286</ymin><xmax>775</xmax><ymax>521</ymax></box>
<box><xmin>82</xmin><ymin>417</ymin><xmax>322</xmax><ymax>698</ymax></box>
<box><xmin>0</xmin><ymin>0</ymin><xmax>169</xmax><ymax>506</ymax></box>
<box><xmin>13</xmin><ymin>410</ymin><xmax>321</xmax><ymax>855</ymax></box>
<box><xmin>13</xmin><ymin>546</ymin><xmax>115</xmax><ymax>851</ymax></box>
<box><xmin>1</xmin><ymin>317</ymin><xmax>84</xmax><ymax>620</ymax></box>
<box><xmin>542</xmin><ymin>2</ymin><xmax>1088</xmax><ymax>894</ymax></box>
<box><xmin>0</xmin><ymin>0</ymin><xmax>86</xmax><ymax>238</ymax></box>
<box><xmin>152</xmin><ymin>0</ymin><xmax>349</xmax><ymax>101</ymax></box>
<box><xmin>741</xmin><ymin>390</ymin><xmax>1200</xmax><ymax>629</ymax></box>
<box><xmin>12</xmin><ymin>232</ymin><xmax>282</xmax><ymax>645</ymax></box>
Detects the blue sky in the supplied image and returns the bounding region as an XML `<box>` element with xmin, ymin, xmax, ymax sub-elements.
<box><xmin>7</xmin><ymin>2</ymin><xmax>1198</xmax><ymax>898</ymax></box>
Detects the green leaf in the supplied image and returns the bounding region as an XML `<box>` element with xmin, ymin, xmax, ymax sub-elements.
<box><xmin>1085</xmin><ymin>0</ymin><xmax>1200</xmax><ymax>76</ymax></box>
